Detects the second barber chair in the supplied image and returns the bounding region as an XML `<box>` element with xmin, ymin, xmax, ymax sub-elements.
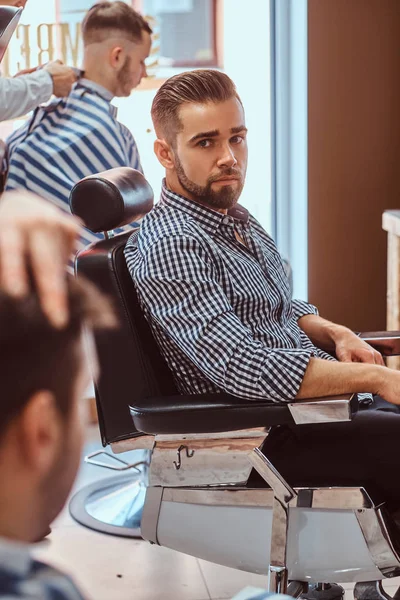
<box><xmin>70</xmin><ymin>167</ymin><xmax>400</xmax><ymax>600</ymax></box>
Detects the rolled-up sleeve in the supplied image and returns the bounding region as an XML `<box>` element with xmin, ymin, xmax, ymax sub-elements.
<box><xmin>0</xmin><ymin>70</ymin><xmax>53</xmax><ymax>122</ymax></box>
<box><xmin>134</xmin><ymin>235</ymin><xmax>313</xmax><ymax>403</ymax></box>
<box><xmin>292</xmin><ymin>298</ymin><xmax>319</xmax><ymax>320</ymax></box>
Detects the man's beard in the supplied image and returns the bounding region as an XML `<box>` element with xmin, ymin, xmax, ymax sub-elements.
<box><xmin>175</xmin><ymin>155</ymin><xmax>244</xmax><ymax>210</ymax></box>
<box><xmin>117</xmin><ymin>56</ymin><xmax>132</xmax><ymax>95</ymax></box>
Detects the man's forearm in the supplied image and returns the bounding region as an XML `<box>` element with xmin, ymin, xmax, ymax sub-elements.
<box><xmin>0</xmin><ymin>70</ymin><xmax>53</xmax><ymax>122</ymax></box>
<box><xmin>297</xmin><ymin>313</ymin><xmax>350</xmax><ymax>353</ymax></box>
<box><xmin>296</xmin><ymin>357</ymin><xmax>384</xmax><ymax>399</ymax></box>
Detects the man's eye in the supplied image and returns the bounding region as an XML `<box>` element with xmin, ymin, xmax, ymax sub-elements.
<box><xmin>231</xmin><ymin>135</ymin><xmax>244</xmax><ymax>144</ymax></box>
<box><xmin>198</xmin><ymin>139</ymin><xmax>212</xmax><ymax>148</ymax></box>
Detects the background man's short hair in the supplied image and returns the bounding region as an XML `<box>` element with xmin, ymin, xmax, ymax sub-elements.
<box><xmin>151</xmin><ymin>69</ymin><xmax>243</xmax><ymax>144</ymax></box>
<box><xmin>0</xmin><ymin>276</ymin><xmax>116</xmax><ymax>441</ymax></box>
<box><xmin>82</xmin><ymin>1</ymin><xmax>152</xmax><ymax>46</ymax></box>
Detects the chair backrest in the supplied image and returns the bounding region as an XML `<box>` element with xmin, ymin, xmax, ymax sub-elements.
<box><xmin>71</xmin><ymin>167</ymin><xmax>177</xmax><ymax>446</ymax></box>
<box><xmin>76</xmin><ymin>231</ymin><xmax>177</xmax><ymax>446</ymax></box>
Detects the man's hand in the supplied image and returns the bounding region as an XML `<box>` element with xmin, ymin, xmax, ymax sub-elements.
<box><xmin>0</xmin><ymin>190</ymin><xmax>81</xmax><ymax>328</ymax></box>
<box><xmin>333</xmin><ymin>327</ymin><xmax>385</xmax><ymax>366</ymax></box>
<box><xmin>298</xmin><ymin>314</ymin><xmax>385</xmax><ymax>365</ymax></box>
<box><xmin>43</xmin><ymin>61</ymin><xmax>77</xmax><ymax>97</ymax></box>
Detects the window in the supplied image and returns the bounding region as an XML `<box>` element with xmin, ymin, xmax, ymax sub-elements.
<box><xmin>271</xmin><ymin>0</ymin><xmax>308</xmax><ymax>298</ymax></box>
<box><xmin>138</xmin><ymin>0</ymin><xmax>218</xmax><ymax>68</ymax></box>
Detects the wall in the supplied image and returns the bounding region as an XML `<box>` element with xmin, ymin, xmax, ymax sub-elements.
<box><xmin>308</xmin><ymin>0</ymin><xmax>400</xmax><ymax>331</ymax></box>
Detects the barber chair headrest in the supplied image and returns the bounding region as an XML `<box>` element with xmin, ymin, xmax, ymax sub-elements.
<box><xmin>0</xmin><ymin>6</ymin><xmax>23</xmax><ymax>63</ymax></box>
<box><xmin>69</xmin><ymin>167</ymin><xmax>154</xmax><ymax>233</ymax></box>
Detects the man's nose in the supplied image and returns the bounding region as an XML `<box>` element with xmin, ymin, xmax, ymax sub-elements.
<box><xmin>217</xmin><ymin>145</ymin><xmax>237</xmax><ymax>169</ymax></box>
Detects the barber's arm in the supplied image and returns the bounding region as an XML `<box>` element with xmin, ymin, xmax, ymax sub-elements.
<box><xmin>0</xmin><ymin>61</ymin><xmax>77</xmax><ymax>122</ymax></box>
<box><xmin>297</xmin><ymin>313</ymin><xmax>385</xmax><ymax>365</ymax></box>
<box><xmin>0</xmin><ymin>190</ymin><xmax>80</xmax><ymax>327</ymax></box>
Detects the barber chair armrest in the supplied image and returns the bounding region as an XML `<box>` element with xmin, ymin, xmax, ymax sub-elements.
<box><xmin>130</xmin><ymin>392</ymin><xmax>358</xmax><ymax>435</ymax></box>
<box><xmin>359</xmin><ymin>330</ymin><xmax>400</xmax><ymax>356</ymax></box>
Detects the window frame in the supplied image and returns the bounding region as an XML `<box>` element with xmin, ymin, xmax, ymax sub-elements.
<box><xmin>133</xmin><ymin>0</ymin><xmax>221</xmax><ymax>69</ymax></box>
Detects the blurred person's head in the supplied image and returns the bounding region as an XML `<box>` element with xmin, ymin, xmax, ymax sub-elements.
<box><xmin>82</xmin><ymin>1</ymin><xmax>152</xmax><ymax>97</ymax></box>
<box><xmin>151</xmin><ymin>70</ymin><xmax>248</xmax><ymax>213</ymax></box>
<box><xmin>0</xmin><ymin>275</ymin><xmax>116</xmax><ymax>543</ymax></box>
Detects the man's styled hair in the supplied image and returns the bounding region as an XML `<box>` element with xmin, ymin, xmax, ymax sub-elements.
<box><xmin>82</xmin><ymin>1</ymin><xmax>152</xmax><ymax>46</ymax></box>
<box><xmin>151</xmin><ymin>69</ymin><xmax>243</xmax><ymax>144</ymax></box>
<box><xmin>0</xmin><ymin>276</ymin><xmax>116</xmax><ymax>441</ymax></box>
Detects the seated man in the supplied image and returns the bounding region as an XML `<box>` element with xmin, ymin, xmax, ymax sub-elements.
<box><xmin>125</xmin><ymin>69</ymin><xmax>400</xmax><ymax>515</ymax></box>
<box><xmin>4</xmin><ymin>1</ymin><xmax>152</xmax><ymax>254</ymax></box>
<box><xmin>0</xmin><ymin>191</ymin><xmax>290</xmax><ymax>600</ymax></box>
<box><xmin>0</xmin><ymin>272</ymin><xmax>115</xmax><ymax>599</ymax></box>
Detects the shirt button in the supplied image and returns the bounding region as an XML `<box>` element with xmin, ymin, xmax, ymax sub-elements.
<box><xmin>222</xmin><ymin>217</ymin><xmax>230</xmax><ymax>225</ymax></box>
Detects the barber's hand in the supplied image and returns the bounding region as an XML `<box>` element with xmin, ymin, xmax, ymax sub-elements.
<box><xmin>334</xmin><ymin>328</ymin><xmax>385</xmax><ymax>366</ymax></box>
<box><xmin>0</xmin><ymin>190</ymin><xmax>81</xmax><ymax>328</ymax></box>
<box><xmin>43</xmin><ymin>60</ymin><xmax>77</xmax><ymax>97</ymax></box>
<box><xmin>0</xmin><ymin>0</ymin><xmax>28</xmax><ymax>6</ymax></box>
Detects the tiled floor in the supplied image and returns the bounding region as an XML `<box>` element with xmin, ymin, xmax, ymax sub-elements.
<box><xmin>32</xmin><ymin>426</ymin><xmax>400</xmax><ymax>600</ymax></box>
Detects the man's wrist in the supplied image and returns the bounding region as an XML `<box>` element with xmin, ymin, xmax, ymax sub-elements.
<box><xmin>37</xmin><ymin>69</ymin><xmax>54</xmax><ymax>93</ymax></box>
<box><xmin>358</xmin><ymin>363</ymin><xmax>385</xmax><ymax>396</ymax></box>
<box><xmin>325</xmin><ymin>323</ymin><xmax>354</xmax><ymax>346</ymax></box>
<box><xmin>41</xmin><ymin>67</ymin><xmax>54</xmax><ymax>84</ymax></box>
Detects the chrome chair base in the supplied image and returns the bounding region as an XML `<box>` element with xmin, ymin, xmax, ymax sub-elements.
<box><xmin>69</xmin><ymin>472</ymin><xmax>146</xmax><ymax>538</ymax></box>
<box><xmin>354</xmin><ymin>581</ymin><xmax>395</xmax><ymax>600</ymax></box>
<box><xmin>301</xmin><ymin>583</ymin><xmax>344</xmax><ymax>600</ymax></box>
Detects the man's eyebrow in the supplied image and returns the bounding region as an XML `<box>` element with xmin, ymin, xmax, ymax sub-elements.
<box><xmin>189</xmin><ymin>126</ymin><xmax>248</xmax><ymax>144</ymax></box>
<box><xmin>231</xmin><ymin>125</ymin><xmax>247</xmax><ymax>134</ymax></box>
<box><xmin>189</xmin><ymin>130</ymin><xmax>219</xmax><ymax>143</ymax></box>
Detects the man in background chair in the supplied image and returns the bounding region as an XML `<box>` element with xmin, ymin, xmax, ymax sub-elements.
<box><xmin>4</xmin><ymin>1</ymin><xmax>152</xmax><ymax>254</ymax></box>
<box><xmin>125</xmin><ymin>69</ymin><xmax>400</xmax><ymax>517</ymax></box>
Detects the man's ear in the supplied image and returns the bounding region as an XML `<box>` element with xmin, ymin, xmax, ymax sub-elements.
<box><xmin>154</xmin><ymin>138</ymin><xmax>175</xmax><ymax>170</ymax></box>
<box><xmin>19</xmin><ymin>391</ymin><xmax>62</xmax><ymax>475</ymax></box>
<box><xmin>109</xmin><ymin>46</ymin><xmax>123</xmax><ymax>70</ymax></box>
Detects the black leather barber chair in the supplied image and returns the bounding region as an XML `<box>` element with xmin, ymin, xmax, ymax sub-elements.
<box><xmin>70</xmin><ymin>167</ymin><xmax>400</xmax><ymax>600</ymax></box>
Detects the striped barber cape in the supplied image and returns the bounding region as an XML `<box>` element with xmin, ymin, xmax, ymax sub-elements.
<box><xmin>4</xmin><ymin>79</ymin><xmax>141</xmax><ymax>256</ymax></box>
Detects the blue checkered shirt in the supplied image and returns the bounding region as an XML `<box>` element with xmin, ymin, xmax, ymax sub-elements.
<box><xmin>125</xmin><ymin>181</ymin><xmax>367</xmax><ymax>402</ymax></box>
<box><xmin>0</xmin><ymin>538</ymin><xmax>84</xmax><ymax>599</ymax></box>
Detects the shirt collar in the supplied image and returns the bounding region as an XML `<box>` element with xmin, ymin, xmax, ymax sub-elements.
<box><xmin>75</xmin><ymin>79</ymin><xmax>118</xmax><ymax>118</ymax></box>
<box><xmin>160</xmin><ymin>179</ymin><xmax>249</xmax><ymax>237</ymax></box>
<box><xmin>0</xmin><ymin>537</ymin><xmax>32</xmax><ymax>578</ymax></box>
<box><xmin>77</xmin><ymin>78</ymin><xmax>114</xmax><ymax>102</ymax></box>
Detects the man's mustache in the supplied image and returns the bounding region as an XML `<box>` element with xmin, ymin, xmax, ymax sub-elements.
<box><xmin>208</xmin><ymin>168</ymin><xmax>242</xmax><ymax>183</ymax></box>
